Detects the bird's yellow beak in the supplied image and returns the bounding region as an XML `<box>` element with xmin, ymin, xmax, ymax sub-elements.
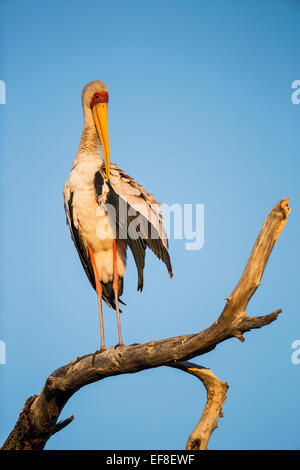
<box><xmin>92</xmin><ymin>102</ymin><xmax>110</xmax><ymax>180</ymax></box>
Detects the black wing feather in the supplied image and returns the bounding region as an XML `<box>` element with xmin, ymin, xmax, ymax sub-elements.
<box><xmin>64</xmin><ymin>188</ymin><xmax>121</xmax><ymax>309</ymax></box>
<box><xmin>103</xmin><ymin>179</ymin><xmax>146</xmax><ymax>291</ymax></box>
<box><xmin>64</xmin><ymin>191</ymin><xmax>96</xmax><ymax>290</ymax></box>
<box><xmin>96</xmin><ymin>172</ymin><xmax>172</xmax><ymax>291</ymax></box>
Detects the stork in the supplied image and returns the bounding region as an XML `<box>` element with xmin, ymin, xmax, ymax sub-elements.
<box><xmin>64</xmin><ymin>81</ymin><xmax>172</xmax><ymax>351</ymax></box>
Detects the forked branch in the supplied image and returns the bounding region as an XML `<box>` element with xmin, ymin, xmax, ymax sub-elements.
<box><xmin>2</xmin><ymin>198</ymin><xmax>290</xmax><ymax>450</ymax></box>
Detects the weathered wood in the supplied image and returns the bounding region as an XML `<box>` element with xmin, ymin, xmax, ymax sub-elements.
<box><xmin>220</xmin><ymin>197</ymin><xmax>290</xmax><ymax>326</ymax></box>
<box><xmin>1</xmin><ymin>198</ymin><xmax>290</xmax><ymax>450</ymax></box>
<box><xmin>170</xmin><ymin>361</ymin><xmax>228</xmax><ymax>450</ymax></box>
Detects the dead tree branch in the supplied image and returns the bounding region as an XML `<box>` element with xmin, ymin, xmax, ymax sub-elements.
<box><xmin>170</xmin><ymin>361</ymin><xmax>228</xmax><ymax>450</ymax></box>
<box><xmin>2</xmin><ymin>198</ymin><xmax>290</xmax><ymax>450</ymax></box>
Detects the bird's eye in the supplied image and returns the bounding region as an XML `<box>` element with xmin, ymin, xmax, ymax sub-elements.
<box><xmin>90</xmin><ymin>92</ymin><xmax>109</xmax><ymax>108</ymax></box>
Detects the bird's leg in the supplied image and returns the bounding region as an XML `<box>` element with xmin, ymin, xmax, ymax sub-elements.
<box><xmin>88</xmin><ymin>246</ymin><xmax>106</xmax><ymax>352</ymax></box>
<box><xmin>113</xmin><ymin>240</ymin><xmax>124</xmax><ymax>346</ymax></box>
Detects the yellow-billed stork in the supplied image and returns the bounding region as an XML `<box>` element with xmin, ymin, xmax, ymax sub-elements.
<box><xmin>64</xmin><ymin>81</ymin><xmax>173</xmax><ymax>351</ymax></box>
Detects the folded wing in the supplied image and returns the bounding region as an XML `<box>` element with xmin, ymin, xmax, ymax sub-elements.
<box><xmin>96</xmin><ymin>163</ymin><xmax>173</xmax><ymax>291</ymax></box>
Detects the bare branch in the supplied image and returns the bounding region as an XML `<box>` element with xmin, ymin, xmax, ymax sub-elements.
<box><xmin>169</xmin><ymin>361</ymin><xmax>228</xmax><ymax>450</ymax></box>
<box><xmin>51</xmin><ymin>416</ymin><xmax>74</xmax><ymax>436</ymax></box>
<box><xmin>220</xmin><ymin>197</ymin><xmax>290</xmax><ymax>326</ymax></box>
<box><xmin>1</xmin><ymin>198</ymin><xmax>290</xmax><ymax>450</ymax></box>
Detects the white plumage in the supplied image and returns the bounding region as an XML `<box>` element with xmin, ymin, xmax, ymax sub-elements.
<box><xmin>63</xmin><ymin>80</ymin><xmax>172</xmax><ymax>349</ymax></box>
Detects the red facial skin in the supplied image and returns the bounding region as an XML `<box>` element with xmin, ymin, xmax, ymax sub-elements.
<box><xmin>90</xmin><ymin>92</ymin><xmax>109</xmax><ymax>109</ymax></box>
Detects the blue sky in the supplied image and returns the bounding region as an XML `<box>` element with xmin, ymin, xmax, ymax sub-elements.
<box><xmin>1</xmin><ymin>0</ymin><xmax>300</xmax><ymax>450</ymax></box>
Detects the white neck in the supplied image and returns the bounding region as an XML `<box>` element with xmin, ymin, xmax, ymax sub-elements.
<box><xmin>74</xmin><ymin>105</ymin><xmax>102</xmax><ymax>163</ymax></box>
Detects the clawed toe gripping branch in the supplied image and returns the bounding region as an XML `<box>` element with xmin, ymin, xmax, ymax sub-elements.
<box><xmin>2</xmin><ymin>198</ymin><xmax>290</xmax><ymax>450</ymax></box>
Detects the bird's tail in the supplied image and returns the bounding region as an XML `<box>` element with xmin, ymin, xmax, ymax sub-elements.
<box><xmin>101</xmin><ymin>277</ymin><xmax>126</xmax><ymax>311</ymax></box>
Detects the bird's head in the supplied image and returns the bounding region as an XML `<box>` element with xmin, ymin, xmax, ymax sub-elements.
<box><xmin>82</xmin><ymin>80</ymin><xmax>110</xmax><ymax>180</ymax></box>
